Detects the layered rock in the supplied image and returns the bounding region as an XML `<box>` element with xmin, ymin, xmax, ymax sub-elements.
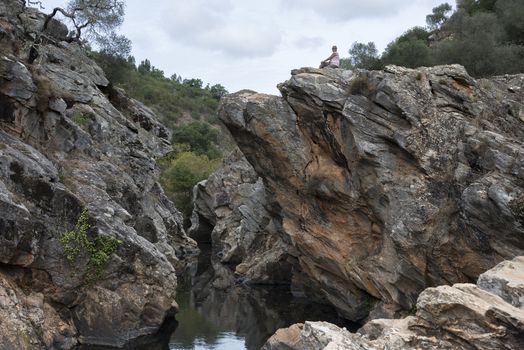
<box><xmin>263</xmin><ymin>256</ymin><xmax>524</xmax><ymax>350</ymax></box>
<box><xmin>0</xmin><ymin>1</ymin><xmax>197</xmax><ymax>348</ymax></box>
<box><xmin>219</xmin><ymin>65</ymin><xmax>524</xmax><ymax>320</ymax></box>
<box><xmin>189</xmin><ymin>150</ymin><xmax>298</xmax><ymax>286</ymax></box>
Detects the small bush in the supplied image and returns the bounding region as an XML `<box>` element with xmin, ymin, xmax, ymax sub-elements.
<box><xmin>160</xmin><ymin>151</ymin><xmax>221</xmax><ymax>220</ymax></box>
<box><xmin>60</xmin><ymin>208</ymin><xmax>122</xmax><ymax>286</ymax></box>
<box><xmin>71</xmin><ymin>112</ymin><xmax>92</xmax><ymax>127</ymax></box>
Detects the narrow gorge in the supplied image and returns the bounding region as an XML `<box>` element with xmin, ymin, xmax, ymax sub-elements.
<box><xmin>1</xmin><ymin>0</ymin><xmax>524</xmax><ymax>349</ymax></box>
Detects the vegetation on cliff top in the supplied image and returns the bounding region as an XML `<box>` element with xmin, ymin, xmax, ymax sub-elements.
<box><xmin>342</xmin><ymin>0</ymin><xmax>524</xmax><ymax>77</ymax></box>
<box><xmin>90</xmin><ymin>52</ymin><xmax>227</xmax><ymax>221</ymax></box>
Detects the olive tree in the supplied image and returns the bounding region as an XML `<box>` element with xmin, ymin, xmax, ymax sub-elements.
<box><xmin>27</xmin><ymin>0</ymin><xmax>129</xmax><ymax>56</ymax></box>
<box><xmin>426</xmin><ymin>3</ymin><xmax>452</xmax><ymax>30</ymax></box>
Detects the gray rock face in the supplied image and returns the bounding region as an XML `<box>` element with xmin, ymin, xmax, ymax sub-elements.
<box><xmin>219</xmin><ymin>65</ymin><xmax>524</xmax><ymax>320</ymax></box>
<box><xmin>189</xmin><ymin>150</ymin><xmax>297</xmax><ymax>286</ymax></box>
<box><xmin>0</xmin><ymin>1</ymin><xmax>197</xmax><ymax>348</ymax></box>
<box><xmin>478</xmin><ymin>256</ymin><xmax>524</xmax><ymax>308</ymax></box>
<box><xmin>263</xmin><ymin>256</ymin><xmax>524</xmax><ymax>350</ymax></box>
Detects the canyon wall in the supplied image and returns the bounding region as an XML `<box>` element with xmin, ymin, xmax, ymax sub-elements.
<box><xmin>216</xmin><ymin>64</ymin><xmax>524</xmax><ymax>320</ymax></box>
<box><xmin>0</xmin><ymin>1</ymin><xmax>197</xmax><ymax>347</ymax></box>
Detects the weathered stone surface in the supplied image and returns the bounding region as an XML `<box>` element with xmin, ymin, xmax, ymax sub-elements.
<box><xmin>0</xmin><ymin>272</ymin><xmax>78</xmax><ymax>350</ymax></box>
<box><xmin>263</xmin><ymin>321</ymin><xmax>368</xmax><ymax>350</ymax></box>
<box><xmin>264</xmin><ymin>257</ymin><xmax>524</xmax><ymax>350</ymax></box>
<box><xmin>219</xmin><ymin>65</ymin><xmax>524</xmax><ymax>320</ymax></box>
<box><xmin>0</xmin><ymin>1</ymin><xmax>197</xmax><ymax>348</ymax></box>
<box><xmin>478</xmin><ymin>256</ymin><xmax>524</xmax><ymax>308</ymax></box>
<box><xmin>189</xmin><ymin>150</ymin><xmax>298</xmax><ymax>286</ymax></box>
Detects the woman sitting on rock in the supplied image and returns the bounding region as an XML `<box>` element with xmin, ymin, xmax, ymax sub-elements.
<box><xmin>319</xmin><ymin>45</ymin><xmax>340</xmax><ymax>68</ymax></box>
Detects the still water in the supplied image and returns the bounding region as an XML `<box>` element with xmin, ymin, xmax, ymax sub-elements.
<box><xmin>169</xmin><ymin>284</ymin><xmax>356</xmax><ymax>350</ymax></box>
<box><xmin>79</xmin><ymin>245</ymin><xmax>358</xmax><ymax>349</ymax></box>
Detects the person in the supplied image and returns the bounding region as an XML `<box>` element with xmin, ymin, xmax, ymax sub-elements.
<box><xmin>319</xmin><ymin>45</ymin><xmax>340</xmax><ymax>68</ymax></box>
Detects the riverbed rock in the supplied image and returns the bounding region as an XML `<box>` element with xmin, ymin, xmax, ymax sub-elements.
<box><xmin>263</xmin><ymin>256</ymin><xmax>524</xmax><ymax>350</ymax></box>
<box><xmin>0</xmin><ymin>1</ymin><xmax>197</xmax><ymax>348</ymax></box>
<box><xmin>219</xmin><ymin>65</ymin><xmax>524</xmax><ymax>320</ymax></box>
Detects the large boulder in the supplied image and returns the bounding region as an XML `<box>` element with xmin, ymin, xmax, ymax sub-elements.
<box><xmin>219</xmin><ymin>65</ymin><xmax>524</xmax><ymax>320</ymax></box>
<box><xmin>263</xmin><ymin>256</ymin><xmax>524</xmax><ymax>350</ymax></box>
<box><xmin>0</xmin><ymin>1</ymin><xmax>197</xmax><ymax>348</ymax></box>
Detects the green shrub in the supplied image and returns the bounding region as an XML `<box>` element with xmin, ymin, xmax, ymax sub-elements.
<box><xmin>160</xmin><ymin>151</ymin><xmax>221</xmax><ymax>220</ymax></box>
<box><xmin>60</xmin><ymin>208</ymin><xmax>122</xmax><ymax>286</ymax></box>
<box><xmin>72</xmin><ymin>112</ymin><xmax>92</xmax><ymax>127</ymax></box>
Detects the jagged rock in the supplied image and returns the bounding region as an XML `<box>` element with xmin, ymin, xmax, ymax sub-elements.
<box><xmin>219</xmin><ymin>65</ymin><xmax>524</xmax><ymax>320</ymax></box>
<box><xmin>0</xmin><ymin>1</ymin><xmax>197</xmax><ymax>348</ymax></box>
<box><xmin>262</xmin><ymin>321</ymin><xmax>368</xmax><ymax>350</ymax></box>
<box><xmin>263</xmin><ymin>257</ymin><xmax>524</xmax><ymax>350</ymax></box>
<box><xmin>189</xmin><ymin>150</ymin><xmax>297</xmax><ymax>285</ymax></box>
<box><xmin>0</xmin><ymin>272</ymin><xmax>78</xmax><ymax>349</ymax></box>
<box><xmin>477</xmin><ymin>256</ymin><xmax>524</xmax><ymax>308</ymax></box>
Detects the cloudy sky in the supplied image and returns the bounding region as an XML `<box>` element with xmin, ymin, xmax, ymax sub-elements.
<box><xmin>39</xmin><ymin>0</ymin><xmax>448</xmax><ymax>94</ymax></box>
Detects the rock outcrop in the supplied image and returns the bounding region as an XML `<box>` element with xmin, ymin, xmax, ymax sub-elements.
<box><xmin>189</xmin><ymin>150</ymin><xmax>298</xmax><ymax>286</ymax></box>
<box><xmin>262</xmin><ymin>256</ymin><xmax>524</xmax><ymax>350</ymax></box>
<box><xmin>219</xmin><ymin>65</ymin><xmax>524</xmax><ymax>320</ymax></box>
<box><xmin>0</xmin><ymin>1</ymin><xmax>197</xmax><ymax>348</ymax></box>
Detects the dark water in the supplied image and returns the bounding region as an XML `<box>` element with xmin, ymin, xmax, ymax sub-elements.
<box><xmin>169</xmin><ymin>284</ymin><xmax>357</xmax><ymax>350</ymax></box>
<box><xmin>79</xmin><ymin>244</ymin><xmax>359</xmax><ymax>349</ymax></box>
<box><xmin>167</xmin><ymin>242</ymin><xmax>358</xmax><ymax>350</ymax></box>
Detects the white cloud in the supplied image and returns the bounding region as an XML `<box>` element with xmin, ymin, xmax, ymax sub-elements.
<box><xmin>294</xmin><ymin>36</ymin><xmax>325</xmax><ymax>49</ymax></box>
<box><xmin>160</xmin><ymin>0</ymin><xmax>282</xmax><ymax>58</ymax></box>
<box><xmin>281</xmin><ymin>0</ymin><xmax>428</xmax><ymax>21</ymax></box>
<box><xmin>30</xmin><ymin>0</ymin><xmax>448</xmax><ymax>94</ymax></box>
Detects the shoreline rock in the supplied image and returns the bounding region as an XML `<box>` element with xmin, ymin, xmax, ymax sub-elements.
<box><xmin>263</xmin><ymin>256</ymin><xmax>524</xmax><ymax>350</ymax></box>
<box><xmin>0</xmin><ymin>1</ymin><xmax>197</xmax><ymax>347</ymax></box>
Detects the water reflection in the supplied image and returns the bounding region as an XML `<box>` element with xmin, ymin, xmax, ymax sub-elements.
<box><xmin>78</xmin><ymin>244</ymin><xmax>358</xmax><ymax>350</ymax></box>
<box><xmin>169</xmin><ymin>273</ymin><xmax>357</xmax><ymax>350</ymax></box>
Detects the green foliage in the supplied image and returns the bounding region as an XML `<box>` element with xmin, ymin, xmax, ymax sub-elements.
<box><xmin>60</xmin><ymin>208</ymin><xmax>122</xmax><ymax>286</ymax></box>
<box><xmin>91</xmin><ymin>52</ymin><xmax>227</xmax><ymax>129</ymax></box>
<box><xmin>426</xmin><ymin>3</ymin><xmax>453</xmax><ymax>30</ymax></box>
<box><xmin>72</xmin><ymin>112</ymin><xmax>92</xmax><ymax>127</ymax></box>
<box><xmin>61</xmin><ymin>209</ymin><xmax>90</xmax><ymax>264</ymax></box>
<box><xmin>347</xmin><ymin>42</ymin><xmax>384</xmax><ymax>70</ymax></box>
<box><xmin>160</xmin><ymin>151</ymin><xmax>221</xmax><ymax>219</ymax></box>
<box><xmin>496</xmin><ymin>0</ymin><xmax>524</xmax><ymax>44</ymax></box>
<box><xmin>172</xmin><ymin>122</ymin><xmax>220</xmax><ymax>159</ymax></box>
<box><xmin>431</xmin><ymin>8</ymin><xmax>524</xmax><ymax>76</ymax></box>
<box><xmin>458</xmin><ymin>0</ymin><xmax>497</xmax><ymax>14</ymax></box>
<box><xmin>356</xmin><ymin>1</ymin><xmax>524</xmax><ymax>77</ymax></box>
<box><xmin>382</xmin><ymin>27</ymin><xmax>431</xmax><ymax>68</ymax></box>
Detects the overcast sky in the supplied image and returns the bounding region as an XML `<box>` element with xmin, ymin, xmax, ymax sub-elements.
<box><xmin>39</xmin><ymin>0</ymin><xmax>448</xmax><ymax>94</ymax></box>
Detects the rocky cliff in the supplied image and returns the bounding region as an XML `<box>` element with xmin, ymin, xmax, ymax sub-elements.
<box><xmin>0</xmin><ymin>1</ymin><xmax>197</xmax><ymax>348</ymax></box>
<box><xmin>263</xmin><ymin>256</ymin><xmax>524</xmax><ymax>349</ymax></box>
<box><xmin>217</xmin><ymin>64</ymin><xmax>524</xmax><ymax>321</ymax></box>
<box><xmin>189</xmin><ymin>150</ymin><xmax>298</xmax><ymax>288</ymax></box>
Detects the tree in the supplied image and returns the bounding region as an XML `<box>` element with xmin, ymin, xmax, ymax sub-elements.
<box><xmin>208</xmin><ymin>84</ymin><xmax>228</xmax><ymax>100</ymax></box>
<box><xmin>160</xmin><ymin>151</ymin><xmax>220</xmax><ymax>219</ymax></box>
<box><xmin>34</xmin><ymin>0</ymin><xmax>128</xmax><ymax>56</ymax></box>
<box><xmin>457</xmin><ymin>0</ymin><xmax>497</xmax><ymax>14</ymax></box>
<box><xmin>496</xmin><ymin>0</ymin><xmax>524</xmax><ymax>44</ymax></box>
<box><xmin>426</xmin><ymin>3</ymin><xmax>452</xmax><ymax>30</ymax></box>
<box><xmin>172</xmin><ymin>122</ymin><xmax>220</xmax><ymax>159</ymax></box>
<box><xmin>431</xmin><ymin>11</ymin><xmax>504</xmax><ymax>76</ymax></box>
<box><xmin>382</xmin><ymin>27</ymin><xmax>431</xmax><ymax>68</ymax></box>
<box><xmin>348</xmin><ymin>42</ymin><xmax>383</xmax><ymax>70</ymax></box>
<box><xmin>182</xmin><ymin>78</ymin><xmax>204</xmax><ymax>89</ymax></box>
